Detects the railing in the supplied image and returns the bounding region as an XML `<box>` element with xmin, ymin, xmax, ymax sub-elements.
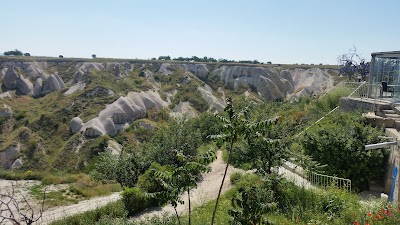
<box><xmin>282</xmin><ymin>160</ymin><xmax>352</xmax><ymax>191</ymax></box>
<box><xmin>344</xmin><ymin>82</ymin><xmax>380</xmax><ymax>100</ymax></box>
<box><xmin>306</xmin><ymin>170</ymin><xmax>352</xmax><ymax>191</ymax></box>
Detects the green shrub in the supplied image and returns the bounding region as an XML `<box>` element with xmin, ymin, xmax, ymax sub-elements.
<box><xmin>302</xmin><ymin>111</ymin><xmax>387</xmax><ymax>191</ymax></box>
<box><xmin>137</xmin><ymin>163</ymin><xmax>171</xmax><ymax>193</ymax></box>
<box><xmin>122</xmin><ymin>187</ymin><xmax>149</xmax><ymax>216</ymax></box>
<box><xmin>14</xmin><ymin>110</ymin><xmax>27</xmax><ymax>121</ymax></box>
<box><xmin>50</xmin><ymin>200</ymin><xmax>126</xmax><ymax>225</ymax></box>
<box><xmin>0</xmin><ymin>169</ymin><xmax>44</xmax><ymax>180</ymax></box>
<box><xmin>230</xmin><ymin>172</ymin><xmax>243</xmax><ymax>184</ymax></box>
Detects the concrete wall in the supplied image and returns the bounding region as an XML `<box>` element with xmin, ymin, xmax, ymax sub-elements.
<box><xmin>339</xmin><ymin>97</ymin><xmax>391</xmax><ymax>113</ymax></box>
<box><xmin>384</xmin><ymin>128</ymin><xmax>400</xmax><ymax>203</ymax></box>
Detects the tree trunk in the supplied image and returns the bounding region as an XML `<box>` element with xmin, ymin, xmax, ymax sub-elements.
<box><xmin>188</xmin><ymin>187</ymin><xmax>191</xmax><ymax>225</ymax></box>
<box><xmin>174</xmin><ymin>206</ymin><xmax>181</xmax><ymax>225</ymax></box>
<box><xmin>211</xmin><ymin>139</ymin><xmax>234</xmax><ymax>225</ymax></box>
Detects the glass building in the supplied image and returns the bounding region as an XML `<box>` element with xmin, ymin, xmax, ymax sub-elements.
<box><xmin>370</xmin><ymin>51</ymin><xmax>400</xmax><ymax>100</ymax></box>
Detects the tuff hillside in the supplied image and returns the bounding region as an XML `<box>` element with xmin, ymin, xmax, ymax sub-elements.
<box><xmin>0</xmin><ymin>57</ymin><xmax>339</xmax><ymax>171</ymax></box>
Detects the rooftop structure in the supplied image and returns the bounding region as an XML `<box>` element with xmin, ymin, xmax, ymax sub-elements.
<box><xmin>369</xmin><ymin>51</ymin><xmax>400</xmax><ymax>100</ymax></box>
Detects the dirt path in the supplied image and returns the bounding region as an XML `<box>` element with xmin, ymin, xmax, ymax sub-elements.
<box><xmin>36</xmin><ymin>150</ymin><xmax>241</xmax><ymax>224</ymax></box>
<box><xmin>133</xmin><ymin>150</ymin><xmax>242</xmax><ymax>221</ymax></box>
<box><xmin>3</xmin><ymin>152</ymin><xmax>314</xmax><ymax>224</ymax></box>
<box><xmin>36</xmin><ymin>193</ymin><xmax>121</xmax><ymax>225</ymax></box>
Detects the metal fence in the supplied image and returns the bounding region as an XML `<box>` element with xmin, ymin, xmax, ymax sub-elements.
<box><xmin>306</xmin><ymin>170</ymin><xmax>352</xmax><ymax>191</ymax></box>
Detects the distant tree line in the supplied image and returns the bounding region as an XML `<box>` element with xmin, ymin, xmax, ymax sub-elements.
<box><xmin>155</xmin><ymin>55</ymin><xmax>267</xmax><ymax>64</ymax></box>
<box><xmin>3</xmin><ymin>49</ymin><xmax>31</xmax><ymax>56</ymax></box>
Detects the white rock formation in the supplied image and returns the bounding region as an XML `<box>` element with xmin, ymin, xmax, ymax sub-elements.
<box><xmin>0</xmin><ymin>143</ymin><xmax>20</xmax><ymax>169</ymax></box>
<box><xmin>198</xmin><ymin>85</ymin><xmax>225</xmax><ymax>112</ymax></box>
<box><xmin>64</xmin><ymin>82</ymin><xmax>86</xmax><ymax>96</ymax></box>
<box><xmin>3</xmin><ymin>68</ymin><xmax>18</xmax><ymax>89</ymax></box>
<box><xmin>0</xmin><ymin>61</ymin><xmax>48</xmax><ymax>79</ymax></box>
<box><xmin>76</xmin><ymin>62</ymin><xmax>105</xmax><ymax>73</ymax></box>
<box><xmin>0</xmin><ymin>92</ymin><xmax>11</xmax><ymax>99</ymax></box>
<box><xmin>72</xmin><ymin>69</ymin><xmax>85</xmax><ymax>84</ymax></box>
<box><xmin>170</xmin><ymin>101</ymin><xmax>198</xmax><ymax>118</ymax></box>
<box><xmin>3</xmin><ymin>68</ymin><xmax>33</xmax><ymax>95</ymax></box>
<box><xmin>11</xmin><ymin>158</ymin><xmax>23</xmax><ymax>169</ymax></box>
<box><xmin>85</xmin><ymin>87</ymin><xmax>114</xmax><ymax>97</ymax></box>
<box><xmin>33</xmin><ymin>78</ymin><xmax>43</xmax><ymax>97</ymax></box>
<box><xmin>106</xmin><ymin>140</ymin><xmax>122</xmax><ymax>155</ymax></box>
<box><xmin>70</xmin><ymin>117</ymin><xmax>84</xmax><ymax>134</ymax></box>
<box><xmin>1</xmin><ymin>68</ymin><xmax>7</xmax><ymax>79</ymax></box>
<box><xmin>105</xmin><ymin>62</ymin><xmax>133</xmax><ymax>77</ymax></box>
<box><xmin>179</xmin><ymin>64</ymin><xmax>209</xmax><ymax>78</ymax></box>
<box><xmin>41</xmin><ymin>74</ymin><xmax>65</xmax><ymax>95</ymax></box>
<box><xmin>77</xmin><ymin>90</ymin><xmax>168</xmax><ymax>137</ymax></box>
<box><xmin>0</xmin><ymin>104</ymin><xmax>13</xmax><ymax>118</ymax></box>
<box><xmin>213</xmin><ymin>66</ymin><xmax>291</xmax><ymax>101</ymax></box>
<box><xmin>288</xmin><ymin>68</ymin><xmax>334</xmax><ymax>97</ymax></box>
<box><xmin>16</xmin><ymin>76</ymin><xmax>33</xmax><ymax>95</ymax></box>
<box><xmin>24</xmin><ymin>61</ymin><xmax>49</xmax><ymax>80</ymax></box>
<box><xmin>159</xmin><ymin>63</ymin><xmax>173</xmax><ymax>75</ymax></box>
<box><xmin>137</xmin><ymin>122</ymin><xmax>156</xmax><ymax>130</ymax></box>
<box><xmin>70</xmin><ymin>62</ymin><xmax>105</xmax><ymax>84</ymax></box>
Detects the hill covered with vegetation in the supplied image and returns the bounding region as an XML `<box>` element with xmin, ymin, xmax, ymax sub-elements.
<box><xmin>0</xmin><ymin>57</ymin><xmax>340</xmax><ymax>172</ymax></box>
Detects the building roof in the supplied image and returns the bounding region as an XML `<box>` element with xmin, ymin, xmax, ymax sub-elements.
<box><xmin>371</xmin><ymin>51</ymin><xmax>400</xmax><ymax>58</ymax></box>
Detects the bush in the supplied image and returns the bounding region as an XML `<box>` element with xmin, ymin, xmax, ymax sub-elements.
<box><xmin>302</xmin><ymin>111</ymin><xmax>387</xmax><ymax>191</ymax></box>
<box><xmin>137</xmin><ymin>163</ymin><xmax>171</xmax><ymax>194</ymax></box>
<box><xmin>230</xmin><ymin>172</ymin><xmax>243</xmax><ymax>184</ymax></box>
<box><xmin>122</xmin><ymin>187</ymin><xmax>150</xmax><ymax>216</ymax></box>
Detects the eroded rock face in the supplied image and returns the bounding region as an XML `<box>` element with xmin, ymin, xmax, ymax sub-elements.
<box><xmin>105</xmin><ymin>62</ymin><xmax>133</xmax><ymax>77</ymax></box>
<box><xmin>1</xmin><ymin>68</ymin><xmax>7</xmax><ymax>79</ymax></box>
<box><xmin>33</xmin><ymin>78</ymin><xmax>43</xmax><ymax>97</ymax></box>
<box><xmin>0</xmin><ymin>143</ymin><xmax>21</xmax><ymax>169</ymax></box>
<box><xmin>106</xmin><ymin>140</ymin><xmax>122</xmax><ymax>155</ymax></box>
<box><xmin>159</xmin><ymin>63</ymin><xmax>173</xmax><ymax>75</ymax></box>
<box><xmin>16</xmin><ymin>76</ymin><xmax>33</xmax><ymax>95</ymax></box>
<box><xmin>198</xmin><ymin>85</ymin><xmax>225</xmax><ymax>112</ymax></box>
<box><xmin>0</xmin><ymin>61</ymin><xmax>48</xmax><ymax>80</ymax></box>
<box><xmin>72</xmin><ymin>69</ymin><xmax>85</xmax><ymax>84</ymax></box>
<box><xmin>0</xmin><ymin>92</ymin><xmax>11</xmax><ymax>99</ymax></box>
<box><xmin>85</xmin><ymin>87</ymin><xmax>114</xmax><ymax>97</ymax></box>
<box><xmin>0</xmin><ymin>104</ymin><xmax>13</xmax><ymax>118</ymax></box>
<box><xmin>288</xmin><ymin>68</ymin><xmax>334</xmax><ymax>97</ymax></box>
<box><xmin>4</xmin><ymin>68</ymin><xmax>19</xmax><ymax>89</ymax></box>
<box><xmin>42</xmin><ymin>74</ymin><xmax>65</xmax><ymax>94</ymax></box>
<box><xmin>137</xmin><ymin>122</ymin><xmax>155</xmax><ymax>130</ymax></box>
<box><xmin>70</xmin><ymin>117</ymin><xmax>83</xmax><ymax>134</ymax></box>
<box><xmin>76</xmin><ymin>62</ymin><xmax>105</xmax><ymax>73</ymax></box>
<box><xmin>3</xmin><ymin>68</ymin><xmax>34</xmax><ymax>95</ymax></box>
<box><xmin>179</xmin><ymin>64</ymin><xmax>209</xmax><ymax>78</ymax></box>
<box><xmin>78</xmin><ymin>90</ymin><xmax>168</xmax><ymax>137</ymax></box>
<box><xmin>213</xmin><ymin>66</ymin><xmax>291</xmax><ymax>101</ymax></box>
<box><xmin>170</xmin><ymin>101</ymin><xmax>198</xmax><ymax>118</ymax></box>
<box><xmin>11</xmin><ymin>158</ymin><xmax>23</xmax><ymax>169</ymax></box>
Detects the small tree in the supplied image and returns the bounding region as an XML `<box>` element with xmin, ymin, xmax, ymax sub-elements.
<box><xmin>92</xmin><ymin>54</ymin><xmax>96</xmax><ymax>59</ymax></box>
<box><xmin>59</xmin><ymin>55</ymin><xmax>63</xmax><ymax>58</ymax></box>
<box><xmin>210</xmin><ymin>98</ymin><xmax>279</xmax><ymax>225</ymax></box>
<box><xmin>4</xmin><ymin>49</ymin><xmax>23</xmax><ymax>56</ymax></box>
<box><xmin>152</xmin><ymin>147</ymin><xmax>214</xmax><ymax>225</ymax></box>
<box><xmin>0</xmin><ymin>181</ymin><xmax>47</xmax><ymax>225</ymax></box>
<box><xmin>91</xmin><ymin>151</ymin><xmax>145</xmax><ymax>188</ymax></box>
<box><xmin>24</xmin><ymin>53</ymin><xmax>30</xmax><ymax>56</ymax></box>
<box><xmin>229</xmin><ymin>186</ymin><xmax>276</xmax><ymax>225</ymax></box>
<box><xmin>337</xmin><ymin>46</ymin><xmax>369</xmax><ymax>81</ymax></box>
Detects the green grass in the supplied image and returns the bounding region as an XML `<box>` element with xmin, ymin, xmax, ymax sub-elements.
<box><xmin>49</xmin><ymin>200</ymin><xmax>127</xmax><ymax>225</ymax></box>
<box><xmin>28</xmin><ymin>173</ymin><xmax>121</xmax><ymax>207</ymax></box>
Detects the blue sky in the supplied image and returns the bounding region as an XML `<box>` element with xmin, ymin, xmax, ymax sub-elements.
<box><xmin>0</xmin><ymin>0</ymin><xmax>399</xmax><ymax>64</ymax></box>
